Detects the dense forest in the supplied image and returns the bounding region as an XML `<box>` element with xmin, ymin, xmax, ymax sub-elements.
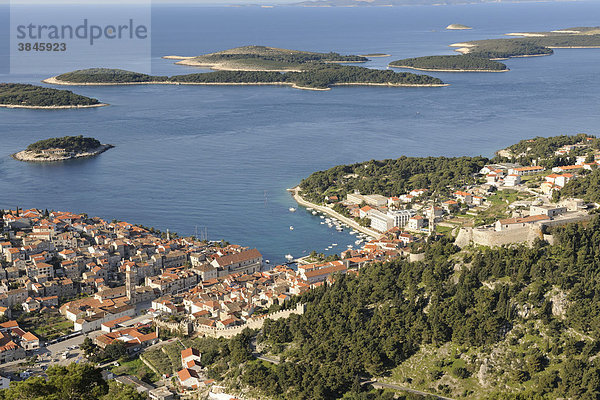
<box><xmin>465</xmin><ymin>39</ymin><xmax>553</xmax><ymax>59</ymax></box>
<box><xmin>0</xmin><ymin>83</ymin><xmax>99</xmax><ymax>107</ymax></box>
<box><xmin>557</xmin><ymin>169</ymin><xmax>600</xmax><ymax>203</ymax></box>
<box><xmin>190</xmin><ymin>46</ymin><xmax>368</xmax><ymax>69</ymax></box>
<box><xmin>494</xmin><ymin>134</ymin><xmax>598</xmax><ymax>166</ymax></box>
<box><xmin>196</xmin><ymin>217</ymin><xmax>600</xmax><ymax>399</ymax></box>
<box><xmin>55</xmin><ymin>68</ymin><xmax>168</xmax><ymax>83</ymax></box>
<box><xmin>26</xmin><ymin>135</ymin><xmax>102</xmax><ymax>153</ymax></box>
<box><xmin>389</xmin><ymin>55</ymin><xmax>508</xmax><ymax>71</ymax></box>
<box><xmin>462</xmin><ymin>33</ymin><xmax>600</xmax><ymax>60</ymax></box>
<box><xmin>0</xmin><ymin>363</ymin><xmax>145</xmax><ymax>400</ymax></box>
<box><xmin>55</xmin><ymin>66</ymin><xmax>444</xmax><ymax>90</ymax></box>
<box><xmin>299</xmin><ymin>156</ymin><xmax>488</xmax><ymax>203</ymax></box>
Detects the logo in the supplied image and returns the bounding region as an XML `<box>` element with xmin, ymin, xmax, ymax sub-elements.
<box><xmin>9</xmin><ymin>1</ymin><xmax>151</xmax><ymax>75</ymax></box>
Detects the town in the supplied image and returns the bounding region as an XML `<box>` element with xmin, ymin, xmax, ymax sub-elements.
<box><xmin>0</xmin><ymin>136</ymin><xmax>598</xmax><ymax>399</ymax></box>
<box><xmin>304</xmin><ymin>136</ymin><xmax>598</xmax><ymax>252</ymax></box>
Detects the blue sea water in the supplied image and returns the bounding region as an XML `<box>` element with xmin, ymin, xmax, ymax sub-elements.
<box><xmin>1</xmin><ymin>1</ymin><xmax>600</xmax><ymax>263</ymax></box>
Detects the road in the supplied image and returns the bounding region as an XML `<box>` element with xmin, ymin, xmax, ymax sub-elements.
<box><xmin>368</xmin><ymin>380</ymin><xmax>455</xmax><ymax>400</ymax></box>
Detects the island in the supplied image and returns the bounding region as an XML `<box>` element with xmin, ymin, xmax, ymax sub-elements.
<box><xmin>45</xmin><ymin>64</ymin><xmax>447</xmax><ymax>91</ymax></box>
<box><xmin>446</xmin><ymin>23</ymin><xmax>472</xmax><ymax>30</ymax></box>
<box><xmin>359</xmin><ymin>53</ymin><xmax>391</xmax><ymax>57</ymax></box>
<box><xmin>389</xmin><ymin>26</ymin><xmax>600</xmax><ymax>77</ymax></box>
<box><xmin>389</xmin><ymin>54</ymin><xmax>508</xmax><ymax>72</ymax></box>
<box><xmin>0</xmin><ymin>83</ymin><xmax>106</xmax><ymax>109</ymax></box>
<box><xmin>12</xmin><ymin>135</ymin><xmax>114</xmax><ymax>162</ymax></box>
<box><xmin>452</xmin><ymin>26</ymin><xmax>600</xmax><ymax>59</ymax></box>
<box><xmin>163</xmin><ymin>45</ymin><xmax>368</xmax><ymax>71</ymax></box>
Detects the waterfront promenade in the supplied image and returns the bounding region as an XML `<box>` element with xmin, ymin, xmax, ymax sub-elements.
<box><xmin>289</xmin><ymin>187</ymin><xmax>382</xmax><ymax>239</ymax></box>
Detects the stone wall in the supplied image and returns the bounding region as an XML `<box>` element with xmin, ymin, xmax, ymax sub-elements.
<box><xmin>195</xmin><ymin>303</ymin><xmax>306</xmax><ymax>339</ymax></box>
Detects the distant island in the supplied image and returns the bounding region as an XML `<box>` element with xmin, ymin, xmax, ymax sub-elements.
<box><xmin>446</xmin><ymin>24</ymin><xmax>472</xmax><ymax>30</ymax></box>
<box><xmin>0</xmin><ymin>83</ymin><xmax>106</xmax><ymax>109</ymax></box>
<box><xmin>359</xmin><ymin>53</ymin><xmax>391</xmax><ymax>57</ymax></box>
<box><xmin>12</xmin><ymin>135</ymin><xmax>114</xmax><ymax>162</ymax></box>
<box><xmin>45</xmin><ymin>50</ymin><xmax>447</xmax><ymax>90</ymax></box>
<box><xmin>389</xmin><ymin>54</ymin><xmax>508</xmax><ymax>72</ymax></box>
<box><xmin>163</xmin><ymin>45</ymin><xmax>368</xmax><ymax>71</ymax></box>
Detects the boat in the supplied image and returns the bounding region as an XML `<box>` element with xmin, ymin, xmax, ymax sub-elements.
<box><xmin>289</xmin><ymin>207</ymin><xmax>296</xmax><ymax>212</ymax></box>
<box><xmin>312</xmin><ymin>211</ymin><xmax>318</xmax><ymax>215</ymax></box>
<box><xmin>320</xmin><ymin>216</ymin><xmax>325</xmax><ymax>219</ymax></box>
<box><xmin>265</xmin><ymin>260</ymin><xmax>270</xmax><ymax>264</ymax></box>
<box><xmin>332</xmin><ymin>243</ymin><xmax>338</xmax><ymax>246</ymax></box>
<box><xmin>349</xmin><ymin>231</ymin><xmax>356</xmax><ymax>235</ymax></box>
<box><xmin>289</xmin><ymin>226</ymin><xmax>294</xmax><ymax>230</ymax></box>
<box><xmin>306</xmin><ymin>207</ymin><xmax>313</xmax><ymax>211</ymax></box>
<box><xmin>320</xmin><ymin>222</ymin><xmax>325</xmax><ymax>225</ymax></box>
<box><xmin>285</xmin><ymin>254</ymin><xmax>293</xmax><ymax>261</ymax></box>
<box><xmin>347</xmin><ymin>245</ymin><xmax>353</xmax><ymax>248</ymax></box>
<box><xmin>336</xmin><ymin>227</ymin><xmax>343</xmax><ymax>231</ymax></box>
<box><xmin>355</xmin><ymin>239</ymin><xmax>364</xmax><ymax>245</ymax></box>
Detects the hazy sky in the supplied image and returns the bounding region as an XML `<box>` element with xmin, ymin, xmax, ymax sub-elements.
<box><xmin>4</xmin><ymin>0</ymin><xmax>575</xmax><ymax>6</ymax></box>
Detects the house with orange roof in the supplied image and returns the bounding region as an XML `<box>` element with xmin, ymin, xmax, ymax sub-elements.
<box><xmin>177</xmin><ymin>368</ymin><xmax>201</xmax><ymax>389</ymax></box>
<box><xmin>181</xmin><ymin>347</ymin><xmax>201</xmax><ymax>368</ymax></box>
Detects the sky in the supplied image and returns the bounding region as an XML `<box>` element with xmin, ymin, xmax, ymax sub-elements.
<box><xmin>4</xmin><ymin>0</ymin><xmax>576</xmax><ymax>5</ymax></box>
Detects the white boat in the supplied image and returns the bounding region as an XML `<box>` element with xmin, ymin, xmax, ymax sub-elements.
<box><xmin>347</xmin><ymin>245</ymin><xmax>353</xmax><ymax>248</ymax></box>
<box><xmin>355</xmin><ymin>239</ymin><xmax>364</xmax><ymax>245</ymax></box>
<box><xmin>306</xmin><ymin>207</ymin><xmax>313</xmax><ymax>211</ymax></box>
<box><xmin>349</xmin><ymin>231</ymin><xmax>356</xmax><ymax>235</ymax></box>
<box><xmin>285</xmin><ymin>254</ymin><xmax>293</xmax><ymax>261</ymax></box>
<box><xmin>289</xmin><ymin>207</ymin><xmax>297</xmax><ymax>212</ymax></box>
<box><xmin>320</xmin><ymin>222</ymin><xmax>325</xmax><ymax>225</ymax></box>
<box><xmin>320</xmin><ymin>216</ymin><xmax>325</xmax><ymax>219</ymax></box>
<box><xmin>327</xmin><ymin>223</ymin><xmax>333</xmax><ymax>228</ymax></box>
<box><xmin>332</xmin><ymin>243</ymin><xmax>338</xmax><ymax>246</ymax></box>
<box><xmin>336</xmin><ymin>227</ymin><xmax>343</xmax><ymax>231</ymax></box>
<box><xmin>312</xmin><ymin>211</ymin><xmax>318</xmax><ymax>215</ymax></box>
<box><xmin>289</xmin><ymin>226</ymin><xmax>294</xmax><ymax>230</ymax></box>
<box><xmin>265</xmin><ymin>260</ymin><xmax>270</xmax><ymax>264</ymax></box>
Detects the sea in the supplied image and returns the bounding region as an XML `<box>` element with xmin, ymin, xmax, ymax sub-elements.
<box><xmin>1</xmin><ymin>0</ymin><xmax>599</xmax><ymax>264</ymax></box>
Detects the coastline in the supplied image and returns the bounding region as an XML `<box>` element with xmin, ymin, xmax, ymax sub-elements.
<box><xmin>359</xmin><ymin>54</ymin><xmax>391</xmax><ymax>57</ymax></box>
<box><xmin>12</xmin><ymin>144</ymin><xmax>114</xmax><ymax>163</ymax></box>
<box><xmin>44</xmin><ymin>76</ymin><xmax>447</xmax><ymax>90</ymax></box>
<box><xmin>172</xmin><ymin>59</ymin><xmax>305</xmax><ymax>72</ymax></box>
<box><xmin>0</xmin><ymin>103</ymin><xmax>108</xmax><ymax>110</ymax></box>
<box><xmin>288</xmin><ymin>186</ymin><xmax>382</xmax><ymax>239</ymax></box>
<box><xmin>389</xmin><ymin>65</ymin><xmax>509</xmax><ymax>73</ymax></box>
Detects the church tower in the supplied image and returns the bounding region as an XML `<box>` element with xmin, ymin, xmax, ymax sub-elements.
<box><xmin>126</xmin><ymin>263</ymin><xmax>138</xmax><ymax>304</ymax></box>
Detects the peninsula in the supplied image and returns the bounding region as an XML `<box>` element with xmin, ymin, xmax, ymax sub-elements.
<box><xmin>12</xmin><ymin>135</ymin><xmax>114</xmax><ymax>162</ymax></box>
<box><xmin>45</xmin><ymin>64</ymin><xmax>447</xmax><ymax>91</ymax></box>
<box><xmin>0</xmin><ymin>83</ymin><xmax>106</xmax><ymax>109</ymax></box>
<box><xmin>388</xmin><ymin>26</ymin><xmax>600</xmax><ymax>74</ymax></box>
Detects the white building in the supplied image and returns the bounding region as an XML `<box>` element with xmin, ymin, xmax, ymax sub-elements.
<box><xmin>387</xmin><ymin>209</ymin><xmax>416</xmax><ymax>228</ymax></box>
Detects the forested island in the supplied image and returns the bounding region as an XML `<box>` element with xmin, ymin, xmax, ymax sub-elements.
<box><xmin>390</xmin><ymin>26</ymin><xmax>600</xmax><ymax>76</ymax></box>
<box><xmin>389</xmin><ymin>55</ymin><xmax>508</xmax><ymax>72</ymax></box>
<box><xmin>12</xmin><ymin>135</ymin><xmax>113</xmax><ymax>162</ymax></box>
<box><xmin>0</xmin><ymin>83</ymin><xmax>105</xmax><ymax>109</ymax></box>
<box><xmin>164</xmin><ymin>45</ymin><xmax>368</xmax><ymax>71</ymax></box>
<box><xmin>454</xmin><ymin>26</ymin><xmax>600</xmax><ymax>59</ymax></box>
<box><xmin>46</xmin><ymin>65</ymin><xmax>447</xmax><ymax>90</ymax></box>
